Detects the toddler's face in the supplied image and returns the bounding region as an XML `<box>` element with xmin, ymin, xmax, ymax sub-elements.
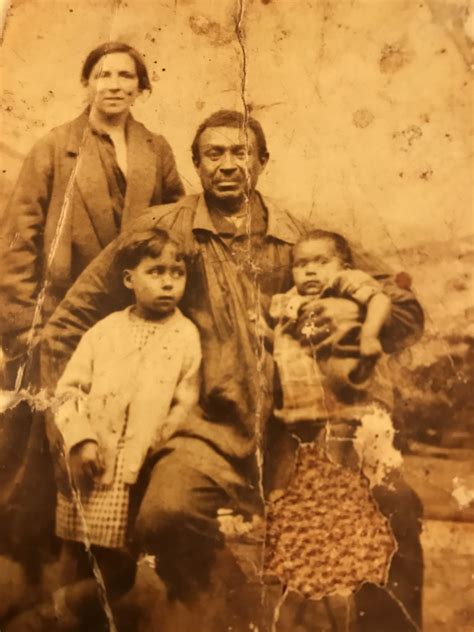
<box><xmin>292</xmin><ymin>238</ymin><xmax>344</xmax><ymax>295</ymax></box>
<box><xmin>123</xmin><ymin>243</ymin><xmax>186</xmax><ymax>319</ymax></box>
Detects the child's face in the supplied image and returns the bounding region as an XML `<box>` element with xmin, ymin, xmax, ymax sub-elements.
<box><xmin>123</xmin><ymin>243</ymin><xmax>186</xmax><ymax>319</ymax></box>
<box><xmin>292</xmin><ymin>238</ymin><xmax>345</xmax><ymax>295</ymax></box>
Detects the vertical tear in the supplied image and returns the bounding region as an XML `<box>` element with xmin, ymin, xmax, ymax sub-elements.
<box><xmin>0</xmin><ymin>0</ymin><xmax>11</xmax><ymax>42</ymax></box>
<box><xmin>234</xmin><ymin>0</ymin><xmax>268</xmax><ymax>584</ymax></box>
<box><xmin>11</xmin><ymin>3</ymin><xmax>127</xmax><ymax>628</ymax></box>
<box><xmin>271</xmin><ymin>584</ymin><xmax>289</xmax><ymax>632</ymax></box>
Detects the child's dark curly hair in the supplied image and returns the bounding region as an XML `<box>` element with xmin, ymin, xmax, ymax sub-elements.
<box><xmin>114</xmin><ymin>227</ymin><xmax>186</xmax><ymax>272</ymax></box>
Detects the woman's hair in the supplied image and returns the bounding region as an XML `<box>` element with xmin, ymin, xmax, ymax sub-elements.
<box><xmin>295</xmin><ymin>229</ymin><xmax>354</xmax><ymax>267</ymax></box>
<box><xmin>191</xmin><ymin>109</ymin><xmax>270</xmax><ymax>165</ymax></box>
<box><xmin>115</xmin><ymin>228</ymin><xmax>186</xmax><ymax>272</ymax></box>
<box><xmin>81</xmin><ymin>42</ymin><xmax>151</xmax><ymax>92</ymax></box>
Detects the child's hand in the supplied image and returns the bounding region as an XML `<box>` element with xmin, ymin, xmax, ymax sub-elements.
<box><xmin>69</xmin><ymin>440</ymin><xmax>104</xmax><ymax>491</ymax></box>
<box><xmin>359</xmin><ymin>335</ymin><xmax>383</xmax><ymax>357</ymax></box>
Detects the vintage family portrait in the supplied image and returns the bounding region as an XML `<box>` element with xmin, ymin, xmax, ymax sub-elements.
<box><xmin>0</xmin><ymin>1</ymin><xmax>473</xmax><ymax>630</ymax></box>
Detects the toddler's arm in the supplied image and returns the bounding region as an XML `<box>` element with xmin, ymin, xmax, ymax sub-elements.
<box><xmin>332</xmin><ymin>268</ymin><xmax>392</xmax><ymax>356</ymax></box>
<box><xmin>360</xmin><ymin>292</ymin><xmax>392</xmax><ymax>357</ymax></box>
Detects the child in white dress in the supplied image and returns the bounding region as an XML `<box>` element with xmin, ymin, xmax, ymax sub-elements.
<box><xmin>50</xmin><ymin>227</ymin><xmax>201</xmax><ymax>626</ymax></box>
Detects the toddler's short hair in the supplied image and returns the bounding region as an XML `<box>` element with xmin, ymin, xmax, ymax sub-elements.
<box><xmin>115</xmin><ymin>228</ymin><xmax>186</xmax><ymax>272</ymax></box>
<box><xmin>294</xmin><ymin>229</ymin><xmax>353</xmax><ymax>267</ymax></box>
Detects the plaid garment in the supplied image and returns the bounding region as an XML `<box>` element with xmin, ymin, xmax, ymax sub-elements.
<box><xmin>56</xmin><ymin>442</ymin><xmax>130</xmax><ymax>549</ymax></box>
<box><xmin>271</xmin><ymin>282</ymin><xmax>394</xmax><ymax>423</ymax></box>
<box><xmin>271</xmin><ymin>286</ymin><xmax>353</xmax><ymax>423</ymax></box>
<box><xmin>273</xmin><ymin>323</ymin><xmax>393</xmax><ymax>423</ymax></box>
<box><xmin>273</xmin><ymin>324</ymin><xmax>330</xmax><ymax>423</ymax></box>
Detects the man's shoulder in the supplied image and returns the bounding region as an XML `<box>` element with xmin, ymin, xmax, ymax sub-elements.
<box><xmin>146</xmin><ymin>195</ymin><xmax>200</xmax><ymax>225</ymax></box>
<box><xmin>261</xmin><ymin>194</ymin><xmax>311</xmax><ymax>244</ymax></box>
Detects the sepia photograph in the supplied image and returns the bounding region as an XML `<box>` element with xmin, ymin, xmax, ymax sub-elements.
<box><xmin>0</xmin><ymin>1</ymin><xmax>473</xmax><ymax>630</ymax></box>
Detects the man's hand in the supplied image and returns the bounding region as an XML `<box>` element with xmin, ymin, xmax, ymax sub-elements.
<box><xmin>69</xmin><ymin>441</ymin><xmax>104</xmax><ymax>491</ymax></box>
<box><xmin>359</xmin><ymin>335</ymin><xmax>383</xmax><ymax>358</ymax></box>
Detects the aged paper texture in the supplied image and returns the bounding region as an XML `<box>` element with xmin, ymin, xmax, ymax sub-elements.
<box><xmin>0</xmin><ymin>1</ymin><xmax>473</xmax><ymax>630</ymax></box>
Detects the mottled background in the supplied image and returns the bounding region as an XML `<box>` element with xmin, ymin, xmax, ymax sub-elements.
<box><xmin>1</xmin><ymin>0</ymin><xmax>473</xmax><ymax>629</ymax></box>
<box><xmin>2</xmin><ymin>0</ymin><xmax>472</xmax><ymax>248</ymax></box>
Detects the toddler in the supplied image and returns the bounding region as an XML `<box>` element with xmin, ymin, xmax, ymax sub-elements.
<box><xmin>271</xmin><ymin>229</ymin><xmax>392</xmax><ymax>424</ymax></box>
<box><xmin>265</xmin><ymin>231</ymin><xmax>396</xmax><ymax>602</ymax></box>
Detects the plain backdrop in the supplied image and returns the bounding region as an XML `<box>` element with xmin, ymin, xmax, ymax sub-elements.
<box><xmin>1</xmin><ymin>0</ymin><xmax>472</xmax><ymax>257</ymax></box>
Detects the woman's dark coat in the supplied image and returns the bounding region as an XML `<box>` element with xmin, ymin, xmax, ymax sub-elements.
<box><xmin>0</xmin><ymin>111</ymin><xmax>184</xmax><ymax>562</ymax></box>
<box><xmin>0</xmin><ymin>110</ymin><xmax>184</xmax><ymax>342</ymax></box>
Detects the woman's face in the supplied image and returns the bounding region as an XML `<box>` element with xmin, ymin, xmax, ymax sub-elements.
<box><xmin>87</xmin><ymin>52</ymin><xmax>140</xmax><ymax>118</ymax></box>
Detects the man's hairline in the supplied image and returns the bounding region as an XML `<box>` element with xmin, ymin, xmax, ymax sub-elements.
<box><xmin>193</xmin><ymin>125</ymin><xmax>265</xmax><ymax>166</ymax></box>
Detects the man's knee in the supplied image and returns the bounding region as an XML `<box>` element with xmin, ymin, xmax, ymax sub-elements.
<box><xmin>133</xmin><ymin>452</ymin><xmax>225</xmax><ymax>548</ymax></box>
<box><xmin>134</xmin><ymin>479</ymin><xmax>188</xmax><ymax>547</ymax></box>
<box><xmin>372</xmin><ymin>474</ymin><xmax>423</xmax><ymax>538</ymax></box>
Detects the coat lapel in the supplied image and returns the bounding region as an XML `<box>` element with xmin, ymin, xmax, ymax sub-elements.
<box><xmin>65</xmin><ymin>110</ymin><xmax>119</xmax><ymax>248</ymax></box>
<box><xmin>122</xmin><ymin>118</ymin><xmax>157</xmax><ymax>227</ymax></box>
<box><xmin>73</xmin><ymin>128</ymin><xmax>118</xmax><ymax>248</ymax></box>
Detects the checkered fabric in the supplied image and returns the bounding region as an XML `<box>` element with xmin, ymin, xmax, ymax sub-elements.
<box><xmin>264</xmin><ymin>443</ymin><xmax>395</xmax><ymax>600</ymax></box>
<box><xmin>273</xmin><ymin>327</ymin><xmax>330</xmax><ymax>423</ymax></box>
<box><xmin>56</xmin><ymin>444</ymin><xmax>130</xmax><ymax>549</ymax></box>
<box><xmin>129</xmin><ymin>313</ymin><xmax>169</xmax><ymax>350</ymax></box>
<box><xmin>274</xmin><ymin>327</ymin><xmax>394</xmax><ymax>422</ymax></box>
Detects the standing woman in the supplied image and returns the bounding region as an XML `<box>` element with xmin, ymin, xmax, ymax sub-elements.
<box><xmin>0</xmin><ymin>41</ymin><xmax>184</xmax><ymax>380</ymax></box>
<box><xmin>0</xmin><ymin>43</ymin><xmax>184</xmax><ymax>582</ymax></box>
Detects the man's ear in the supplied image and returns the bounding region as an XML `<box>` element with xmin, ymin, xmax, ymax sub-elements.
<box><xmin>258</xmin><ymin>153</ymin><xmax>269</xmax><ymax>174</ymax></box>
<box><xmin>123</xmin><ymin>269</ymin><xmax>133</xmax><ymax>290</ymax></box>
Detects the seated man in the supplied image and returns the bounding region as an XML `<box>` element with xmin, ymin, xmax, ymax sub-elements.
<box><xmin>41</xmin><ymin>110</ymin><xmax>424</xmax><ymax>630</ymax></box>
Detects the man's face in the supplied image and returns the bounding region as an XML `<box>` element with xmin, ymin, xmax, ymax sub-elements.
<box><xmin>87</xmin><ymin>52</ymin><xmax>139</xmax><ymax>118</ymax></box>
<box><xmin>123</xmin><ymin>243</ymin><xmax>186</xmax><ymax>320</ymax></box>
<box><xmin>292</xmin><ymin>239</ymin><xmax>345</xmax><ymax>296</ymax></box>
<box><xmin>195</xmin><ymin>126</ymin><xmax>267</xmax><ymax>206</ymax></box>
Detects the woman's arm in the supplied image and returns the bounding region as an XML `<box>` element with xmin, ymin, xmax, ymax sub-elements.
<box><xmin>0</xmin><ymin>135</ymin><xmax>55</xmax><ymax>350</ymax></box>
